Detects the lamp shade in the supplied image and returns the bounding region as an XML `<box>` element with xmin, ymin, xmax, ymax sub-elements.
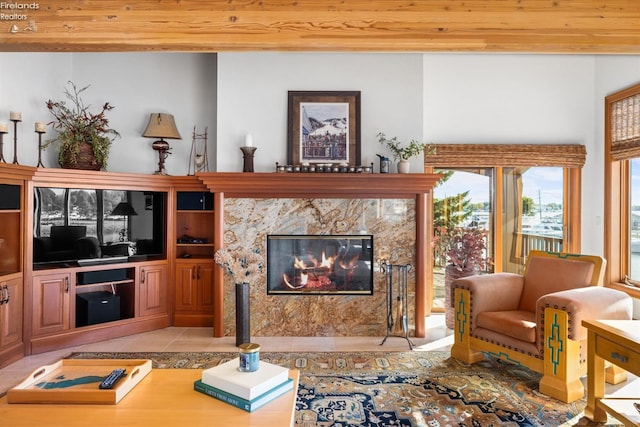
<box><xmin>142</xmin><ymin>113</ymin><xmax>182</xmax><ymax>139</ymax></box>
<box><xmin>111</xmin><ymin>202</ymin><xmax>138</xmax><ymax>216</ymax></box>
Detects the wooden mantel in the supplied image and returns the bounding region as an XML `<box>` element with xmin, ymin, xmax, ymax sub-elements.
<box><xmin>196</xmin><ymin>172</ymin><xmax>441</xmax><ymax>198</ymax></box>
<box><xmin>197</xmin><ymin>172</ymin><xmax>440</xmax><ymax>338</ymax></box>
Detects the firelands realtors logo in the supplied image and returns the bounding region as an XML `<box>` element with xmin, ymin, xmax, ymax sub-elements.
<box><xmin>1</xmin><ymin>2</ymin><xmax>39</xmax><ymax>33</ymax></box>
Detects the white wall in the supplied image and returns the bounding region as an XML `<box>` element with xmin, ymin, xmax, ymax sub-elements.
<box><xmin>216</xmin><ymin>52</ymin><xmax>424</xmax><ymax>172</ymax></box>
<box><xmin>5</xmin><ymin>51</ymin><xmax>640</xmax><ymax>257</ymax></box>
<box><xmin>0</xmin><ymin>53</ymin><xmax>216</xmax><ymax>175</ymax></box>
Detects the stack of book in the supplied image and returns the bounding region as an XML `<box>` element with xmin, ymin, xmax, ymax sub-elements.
<box><xmin>193</xmin><ymin>358</ymin><xmax>293</xmax><ymax>412</ymax></box>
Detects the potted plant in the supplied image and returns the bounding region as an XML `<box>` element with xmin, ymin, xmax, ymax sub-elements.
<box><xmin>433</xmin><ymin>226</ymin><xmax>489</xmax><ymax>328</ymax></box>
<box><xmin>377</xmin><ymin>132</ymin><xmax>434</xmax><ymax>173</ymax></box>
<box><xmin>44</xmin><ymin>81</ymin><xmax>120</xmax><ymax>170</ymax></box>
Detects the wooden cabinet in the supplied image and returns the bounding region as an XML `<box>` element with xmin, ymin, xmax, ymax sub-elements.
<box><xmin>0</xmin><ymin>276</ymin><xmax>23</xmax><ymax>361</ymax></box>
<box><xmin>174</xmin><ymin>259</ymin><xmax>214</xmax><ymax>326</ymax></box>
<box><xmin>175</xmin><ymin>191</ymin><xmax>215</xmax><ymax>259</ymax></box>
<box><xmin>0</xmin><ymin>171</ymin><xmax>30</xmax><ymax>367</ymax></box>
<box><xmin>138</xmin><ymin>263</ymin><xmax>168</xmax><ymax>317</ymax></box>
<box><xmin>31</xmin><ymin>272</ymin><xmax>71</xmax><ymax>337</ymax></box>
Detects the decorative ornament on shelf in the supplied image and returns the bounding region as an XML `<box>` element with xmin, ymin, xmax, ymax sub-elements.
<box><xmin>377</xmin><ymin>132</ymin><xmax>435</xmax><ymax>174</ymax></box>
<box><xmin>9</xmin><ymin>111</ymin><xmax>21</xmax><ymax>165</ymax></box>
<box><xmin>44</xmin><ymin>81</ymin><xmax>120</xmax><ymax>171</ymax></box>
<box><xmin>142</xmin><ymin>112</ymin><xmax>182</xmax><ymax>175</ymax></box>
<box><xmin>34</xmin><ymin>121</ymin><xmax>46</xmax><ymax>167</ymax></box>
<box><xmin>214</xmin><ymin>247</ymin><xmax>264</xmax><ymax>346</ymax></box>
<box><xmin>240</xmin><ymin>133</ymin><xmax>257</xmax><ymax>173</ymax></box>
<box><xmin>0</xmin><ymin>121</ymin><xmax>8</xmax><ymax>163</ymax></box>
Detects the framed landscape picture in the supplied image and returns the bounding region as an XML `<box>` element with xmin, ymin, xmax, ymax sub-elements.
<box><xmin>287</xmin><ymin>91</ymin><xmax>361</xmax><ymax>166</ymax></box>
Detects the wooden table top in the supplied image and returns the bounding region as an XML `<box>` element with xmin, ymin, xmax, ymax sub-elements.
<box><xmin>0</xmin><ymin>369</ymin><xmax>299</xmax><ymax>427</ymax></box>
<box><xmin>582</xmin><ymin>319</ymin><xmax>640</xmax><ymax>350</ymax></box>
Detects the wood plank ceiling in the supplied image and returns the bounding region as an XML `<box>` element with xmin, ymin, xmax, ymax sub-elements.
<box><xmin>1</xmin><ymin>1</ymin><xmax>640</xmax><ymax>53</ymax></box>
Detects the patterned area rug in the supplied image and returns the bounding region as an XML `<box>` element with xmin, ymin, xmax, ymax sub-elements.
<box><xmin>69</xmin><ymin>351</ymin><xmax>622</xmax><ymax>427</ymax></box>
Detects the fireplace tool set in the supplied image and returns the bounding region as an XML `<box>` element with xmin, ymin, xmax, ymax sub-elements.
<box><xmin>380</xmin><ymin>262</ymin><xmax>414</xmax><ymax>350</ymax></box>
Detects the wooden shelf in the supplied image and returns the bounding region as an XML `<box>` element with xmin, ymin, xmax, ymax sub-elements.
<box><xmin>196</xmin><ymin>172</ymin><xmax>442</xmax><ymax>198</ymax></box>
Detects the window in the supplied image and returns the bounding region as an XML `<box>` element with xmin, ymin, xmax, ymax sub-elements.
<box><xmin>604</xmin><ymin>82</ymin><xmax>640</xmax><ymax>298</ymax></box>
<box><xmin>426</xmin><ymin>144</ymin><xmax>584</xmax><ymax>312</ymax></box>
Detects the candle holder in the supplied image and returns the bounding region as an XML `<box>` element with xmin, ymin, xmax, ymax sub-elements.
<box><xmin>0</xmin><ymin>130</ymin><xmax>7</xmax><ymax>163</ymax></box>
<box><xmin>10</xmin><ymin>117</ymin><xmax>21</xmax><ymax>165</ymax></box>
<box><xmin>35</xmin><ymin>129</ymin><xmax>45</xmax><ymax>167</ymax></box>
<box><xmin>240</xmin><ymin>146</ymin><xmax>257</xmax><ymax>173</ymax></box>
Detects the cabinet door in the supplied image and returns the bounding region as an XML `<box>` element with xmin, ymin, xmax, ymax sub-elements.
<box><xmin>0</xmin><ymin>277</ymin><xmax>22</xmax><ymax>350</ymax></box>
<box><xmin>139</xmin><ymin>264</ymin><xmax>167</xmax><ymax>317</ymax></box>
<box><xmin>32</xmin><ymin>273</ymin><xmax>71</xmax><ymax>336</ymax></box>
<box><xmin>175</xmin><ymin>262</ymin><xmax>198</xmax><ymax>312</ymax></box>
<box><xmin>198</xmin><ymin>262</ymin><xmax>215</xmax><ymax>312</ymax></box>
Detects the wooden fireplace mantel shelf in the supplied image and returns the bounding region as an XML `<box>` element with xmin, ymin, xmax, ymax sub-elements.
<box><xmin>196</xmin><ymin>172</ymin><xmax>441</xmax><ymax>198</ymax></box>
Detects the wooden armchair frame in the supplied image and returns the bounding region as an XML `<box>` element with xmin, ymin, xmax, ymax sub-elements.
<box><xmin>450</xmin><ymin>251</ymin><xmax>632</xmax><ymax>403</ymax></box>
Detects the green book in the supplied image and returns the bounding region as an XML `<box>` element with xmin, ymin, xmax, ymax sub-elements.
<box><xmin>193</xmin><ymin>378</ymin><xmax>294</xmax><ymax>412</ymax></box>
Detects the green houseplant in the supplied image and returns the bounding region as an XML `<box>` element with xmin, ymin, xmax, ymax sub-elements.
<box><xmin>377</xmin><ymin>132</ymin><xmax>434</xmax><ymax>173</ymax></box>
<box><xmin>44</xmin><ymin>81</ymin><xmax>120</xmax><ymax>170</ymax></box>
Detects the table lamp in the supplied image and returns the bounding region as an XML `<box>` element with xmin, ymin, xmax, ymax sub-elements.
<box><xmin>111</xmin><ymin>201</ymin><xmax>138</xmax><ymax>242</ymax></box>
<box><xmin>142</xmin><ymin>113</ymin><xmax>182</xmax><ymax>175</ymax></box>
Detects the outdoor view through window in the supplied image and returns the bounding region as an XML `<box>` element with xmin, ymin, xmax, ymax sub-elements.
<box><xmin>432</xmin><ymin>167</ymin><xmax>564</xmax><ymax>310</ymax></box>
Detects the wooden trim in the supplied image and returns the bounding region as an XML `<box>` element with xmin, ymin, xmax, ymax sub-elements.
<box><xmin>196</xmin><ymin>172</ymin><xmax>442</xmax><ymax>199</ymax></box>
<box><xmin>604</xmin><ymin>82</ymin><xmax>636</xmax><ymax>289</ymax></box>
<box><xmin>4</xmin><ymin>1</ymin><xmax>640</xmax><ymax>53</ymax></box>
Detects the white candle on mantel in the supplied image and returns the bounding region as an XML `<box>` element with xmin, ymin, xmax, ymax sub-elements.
<box><xmin>9</xmin><ymin>111</ymin><xmax>21</xmax><ymax>121</ymax></box>
<box><xmin>0</xmin><ymin>123</ymin><xmax>7</xmax><ymax>133</ymax></box>
<box><xmin>35</xmin><ymin>122</ymin><xmax>46</xmax><ymax>132</ymax></box>
<box><xmin>244</xmin><ymin>134</ymin><xmax>253</xmax><ymax>147</ymax></box>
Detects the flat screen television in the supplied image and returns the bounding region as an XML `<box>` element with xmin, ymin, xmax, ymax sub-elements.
<box><xmin>33</xmin><ymin>187</ymin><xmax>167</xmax><ymax>267</ymax></box>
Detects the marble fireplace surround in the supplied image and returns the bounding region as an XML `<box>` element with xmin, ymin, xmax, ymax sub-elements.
<box><xmin>197</xmin><ymin>172</ymin><xmax>441</xmax><ymax>338</ymax></box>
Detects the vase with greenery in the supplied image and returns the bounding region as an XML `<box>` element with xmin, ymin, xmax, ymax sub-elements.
<box><xmin>377</xmin><ymin>132</ymin><xmax>434</xmax><ymax>173</ymax></box>
<box><xmin>44</xmin><ymin>81</ymin><xmax>120</xmax><ymax>170</ymax></box>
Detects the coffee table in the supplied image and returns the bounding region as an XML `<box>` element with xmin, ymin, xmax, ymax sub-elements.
<box><xmin>0</xmin><ymin>369</ymin><xmax>299</xmax><ymax>426</ymax></box>
<box><xmin>583</xmin><ymin>319</ymin><xmax>640</xmax><ymax>425</ymax></box>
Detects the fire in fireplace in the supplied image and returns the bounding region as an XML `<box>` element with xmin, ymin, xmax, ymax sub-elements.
<box><xmin>267</xmin><ymin>234</ymin><xmax>374</xmax><ymax>295</ymax></box>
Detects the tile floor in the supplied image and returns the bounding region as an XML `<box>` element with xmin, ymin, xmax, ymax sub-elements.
<box><xmin>0</xmin><ymin>314</ymin><xmax>453</xmax><ymax>394</ymax></box>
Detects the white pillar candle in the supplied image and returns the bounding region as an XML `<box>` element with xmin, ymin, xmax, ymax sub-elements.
<box><xmin>244</xmin><ymin>134</ymin><xmax>253</xmax><ymax>147</ymax></box>
<box><xmin>35</xmin><ymin>122</ymin><xmax>46</xmax><ymax>132</ymax></box>
<box><xmin>9</xmin><ymin>111</ymin><xmax>21</xmax><ymax>121</ymax></box>
<box><xmin>0</xmin><ymin>123</ymin><xmax>7</xmax><ymax>133</ymax></box>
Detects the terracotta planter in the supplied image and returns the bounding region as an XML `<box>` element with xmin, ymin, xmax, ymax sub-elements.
<box><xmin>235</xmin><ymin>282</ymin><xmax>251</xmax><ymax>346</ymax></box>
<box><xmin>60</xmin><ymin>142</ymin><xmax>102</xmax><ymax>170</ymax></box>
<box><xmin>444</xmin><ymin>264</ymin><xmax>475</xmax><ymax>329</ymax></box>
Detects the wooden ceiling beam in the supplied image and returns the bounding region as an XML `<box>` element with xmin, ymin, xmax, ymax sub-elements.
<box><xmin>2</xmin><ymin>1</ymin><xmax>640</xmax><ymax>53</ymax></box>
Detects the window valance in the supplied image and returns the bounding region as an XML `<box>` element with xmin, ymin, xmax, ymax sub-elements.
<box><xmin>424</xmin><ymin>144</ymin><xmax>586</xmax><ymax>168</ymax></box>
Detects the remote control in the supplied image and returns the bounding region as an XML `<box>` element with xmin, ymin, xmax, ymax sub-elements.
<box><xmin>99</xmin><ymin>368</ymin><xmax>126</xmax><ymax>389</ymax></box>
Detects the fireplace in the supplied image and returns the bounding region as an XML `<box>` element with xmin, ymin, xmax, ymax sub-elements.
<box><xmin>267</xmin><ymin>234</ymin><xmax>374</xmax><ymax>295</ymax></box>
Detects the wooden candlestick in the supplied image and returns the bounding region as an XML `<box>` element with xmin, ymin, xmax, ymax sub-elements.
<box><xmin>0</xmin><ymin>131</ymin><xmax>6</xmax><ymax>163</ymax></box>
<box><xmin>10</xmin><ymin>118</ymin><xmax>21</xmax><ymax>165</ymax></box>
<box><xmin>36</xmin><ymin>129</ymin><xmax>45</xmax><ymax>167</ymax></box>
<box><xmin>240</xmin><ymin>146</ymin><xmax>257</xmax><ymax>172</ymax></box>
